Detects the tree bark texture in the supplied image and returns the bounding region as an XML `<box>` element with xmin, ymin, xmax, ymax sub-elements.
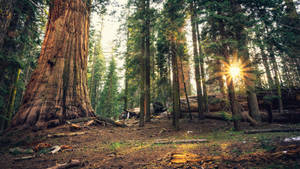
<box><xmin>227</xmin><ymin>78</ymin><xmax>240</xmax><ymax>131</ymax></box>
<box><xmin>139</xmin><ymin>0</ymin><xmax>146</xmax><ymax>127</ymax></box>
<box><xmin>190</xmin><ymin>2</ymin><xmax>204</xmax><ymax>120</ymax></box>
<box><xmin>171</xmin><ymin>37</ymin><xmax>180</xmax><ymax>130</ymax></box>
<box><xmin>145</xmin><ymin>0</ymin><xmax>151</xmax><ymax>122</ymax></box>
<box><xmin>11</xmin><ymin>0</ymin><xmax>94</xmax><ymax>129</ymax></box>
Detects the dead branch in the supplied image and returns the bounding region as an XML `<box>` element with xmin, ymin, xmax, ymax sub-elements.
<box><xmin>69</xmin><ymin>124</ymin><xmax>81</xmax><ymax>131</ymax></box>
<box><xmin>13</xmin><ymin>155</ymin><xmax>35</xmax><ymax>161</ymax></box>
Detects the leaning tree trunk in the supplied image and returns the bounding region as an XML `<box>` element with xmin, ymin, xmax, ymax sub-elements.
<box><xmin>11</xmin><ymin>0</ymin><xmax>94</xmax><ymax>129</ymax></box>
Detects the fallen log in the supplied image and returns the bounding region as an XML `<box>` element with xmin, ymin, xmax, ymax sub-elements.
<box><xmin>154</xmin><ymin>139</ymin><xmax>208</xmax><ymax>144</ymax></box>
<box><xmin>97</xmin><ymin>116</ymin><xmax>127</xmax><ymax>127</ymax></box>
<box><xmin>180</xmin><ymin>95</ymin><xmax>229</xmax><ymax>112</ymax></box>
<box><xmin>244</xmin><ymin>128</ymin><xmax>300</xmax><ymax>134</ymax></box>
<box><xmin>47</xmin><ymin>159</ymin><xmax>81</xmax><ymax>169</ymax></box>
<box><xmin>67</xmin><ymin>116</ymin><xmax>127</xmax><ymax>127</ymax></box>
<box><xmin>203</xmin><ymin>111</ymin><xmax>258</xmax><ymax>126</ymax></box>
<box><xmin>265</xmin><ymin>111</ymin><xmax>300</xmax><ymax>123</ymax></box>
<box><xmin>203</xmin><ymin>110</ymin><xmax>300</xmax><ymax>124</ymax></box>
<box><xmin>47</xmin><ymin>131</ymin><xmax>86</xmax><ymax>138</ymax></box>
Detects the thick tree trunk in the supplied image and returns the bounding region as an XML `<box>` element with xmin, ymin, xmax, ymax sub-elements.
<box><xmin>21</xmin><ymin>66</ymin><xmax>31</xmax><ymax>100</ymax></box>
<box><xmin>145</xmin><ymin>0</ymin><xmax>151</xmax><ymax>122</ymax></box>
<box><xmin>190</xmin><ymin>2</ymin><xmax>204</xmax><ymax>120</ymax></box>
<box><xmin>242</xmin><ymin>53</ymin><xmax>261</xmax><ymax>123</ymax></box>
<box><xmin>227</xmin><ymin>76</ymin><xmax>241</xmax><ymax>131</ymax></box>
<box><xmin>139</xmin><ymin>0</ymin><xmax>146</xmax><ymax>127</ymax></box>
<box><xmin>247</xmin><ymin>92</ymin><xmax>261</xmax><ymax>123</ymax></box>
<box><xmin>243</xmin><ymin>51</ymin><xmax>261</xmax><ymax>123</ymax></box>
<box><xmin>171</xmin><ymin>37</ymin><xmax>180</xmax><ymax>131</ymax></box>
<box><xmin>11</xmin><ymin>0</ymin><xmax>94</xmax><ymax>129</ymax></box>
<box><xmin>124</xmin><ymin>11</ymin><xmax>130</xmax><ymax>111</ymax></box>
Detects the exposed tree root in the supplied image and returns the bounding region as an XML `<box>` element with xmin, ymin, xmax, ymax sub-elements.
<box><xmin>67</xmin><ymin>116</ymin><xmax>127</xmax><ymax>127</ymax></box>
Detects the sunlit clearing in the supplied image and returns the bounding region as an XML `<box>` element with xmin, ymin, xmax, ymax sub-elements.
<box><xmin>229</xmin><ymin>64</ymin><xmax>241</xmax><ymax>79</ymax></box>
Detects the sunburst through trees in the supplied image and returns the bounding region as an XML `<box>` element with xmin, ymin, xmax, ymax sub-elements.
<box><xmin>220</xmin><ymin>56</ymin><xmax>256</xmax><ymax>90</ymax></box>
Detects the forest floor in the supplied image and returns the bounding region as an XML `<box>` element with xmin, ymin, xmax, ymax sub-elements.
<box><xmin>1</xmin><ymin>115</ymin><xmax>300</xmax><ymax>169</ymax></box>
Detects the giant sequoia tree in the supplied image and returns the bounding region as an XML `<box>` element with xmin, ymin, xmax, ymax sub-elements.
<box><xmin>11</xmin><ymin>0</ymin><xmax>101</xmax><ymax>129</ymax></box>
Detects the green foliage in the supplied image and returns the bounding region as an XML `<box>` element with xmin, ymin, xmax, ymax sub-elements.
<box><xmin>90</xmin><ymin>0</ymin><xmax>109</xmax><ymax>15</ymax></box>
<box><xmin>257</xmin><ymin>136</ymin><xmax>276</xmax><ymax>152</ymax></box>
<box><xmin>218</xmin><ymin>111</ymin><xmax>232</xmax><ymax>121</ymax></box>
<box><xmin>87</xmin><ymin>31</ymin><xmax>106</xmax><ymax>110</ymax></box>
<box><xmin>0</xmin><ymin>0</ymin><xmax>45</xmax><ymax>130</ymax></box>
<box><xmin>109</xmin><ymin>142</ymin><xmax>126</xmax><ymax>151</ymax></box>
<box><xmin>97</xmin><ymin>57</ymin><xmax>122</xmax><ymax>119</ymax></box>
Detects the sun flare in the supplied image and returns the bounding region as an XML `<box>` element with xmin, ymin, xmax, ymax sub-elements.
<box><xmin>229</xmin><ymin>64</ymin><xmax>241</xmax><ymax>79</ymax></box>
<box><xmin>218</xmin><ymin>56</ymin><xmax>256</xmax><ymax>88</ymax></box>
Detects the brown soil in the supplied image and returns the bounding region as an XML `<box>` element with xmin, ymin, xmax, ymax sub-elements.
<box><xmin>1</xmin><ymin>117</ymin><xmax>300</xmax><ymax>169</ymax></box>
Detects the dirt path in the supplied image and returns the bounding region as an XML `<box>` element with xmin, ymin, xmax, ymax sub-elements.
<box><xmin>1</xmin><ymin>118</ymin><xmax>300</xmax><ymax>168</ymax></box>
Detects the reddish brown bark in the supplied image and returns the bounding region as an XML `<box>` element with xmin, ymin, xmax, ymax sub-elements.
<box><xmin>11</xmin><ymin>0</ymin><xmax>94</xmax><ymax>129</ymax></box>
